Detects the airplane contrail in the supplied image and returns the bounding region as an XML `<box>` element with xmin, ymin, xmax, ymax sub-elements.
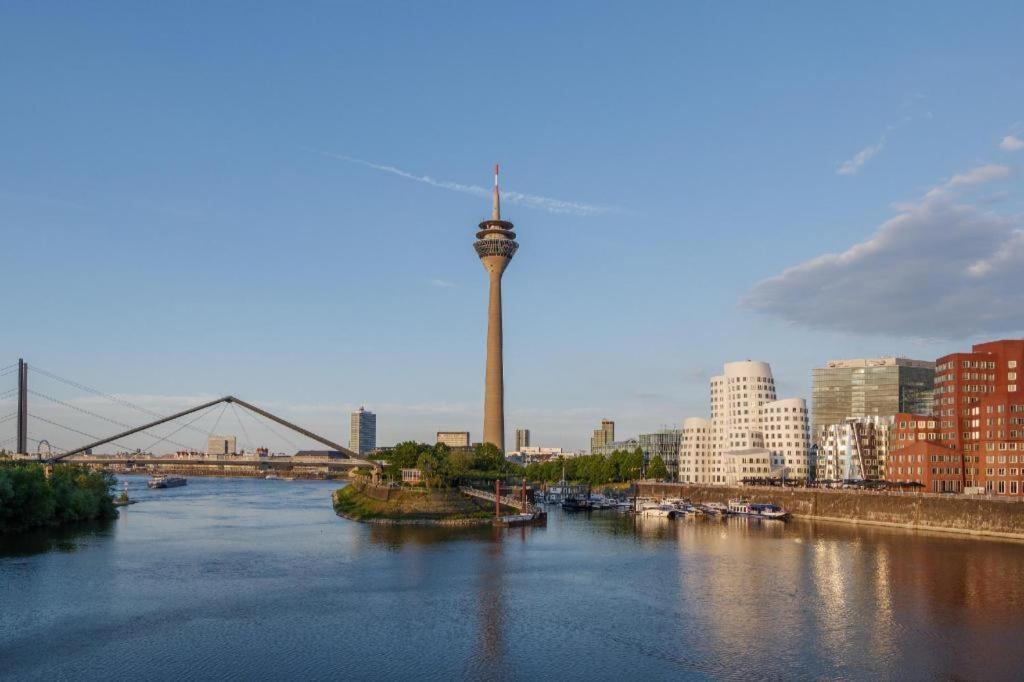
<box><xmin>311</xmin><ymin>149</ymin><xmax>616</xmax><ymax>217</ymax></box>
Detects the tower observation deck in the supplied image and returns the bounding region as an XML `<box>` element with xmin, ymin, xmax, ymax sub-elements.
<box><xmin>475</xmin><ymin>165</ymin><xmax>518</xmax><ymax>451</ymax></box>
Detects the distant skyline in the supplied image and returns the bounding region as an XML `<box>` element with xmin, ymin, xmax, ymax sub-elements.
<box><xmin>2</xmin><ymin>3</ymin><xmax>1023</xmax><ymax>451</ymax></box>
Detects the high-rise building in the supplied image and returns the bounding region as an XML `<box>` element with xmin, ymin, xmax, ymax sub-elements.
<box><xmin>437</xmin><ymin>431</ymin><xmax>471</xmax><ymax>448</ymax></box>
<box><xmin>590</xmin><ymin>419</ymin><xmax>615</xmax><ymax>453</ymax></box>
<box><xmin>679</xmin><ymin>360</ymin><xmax>811</xmax><ymax>484</ymax></box>
<box><xmin>815</xmin><ymin>416</ymin><xmax>893</xmax><ymax>481</ymax></box>
<box><xmin>515</xmin><ymin>428</ymin><xmax>530</xmax><ymax>451</ymax></box>
<box><xmin>207</xmin><ymin>435</ymin><xmax>236</xmax><ymax>456</ymax></box>
<box><xmin>349</xmin><ymin>407</ymin><xmax>376</xmax><ymax>456</ymax></box>
<box><xmin>932</xmin><ymin>339</ymin><xmax>1024</xmax><ymax>496</ymax></box>
<box><xmin>639</xmin><ymin>429</ymin><xmax>682</xmax><ymax>479</ymax></box>
<box><xmin>475</xmin><ymin>165</ymin><xmax>518</xmax><ymax>452</ymax></box>
<box><xmin>811</xmin><ymin>357</ymin><xmax>935</xmax><ymax>432</ymax></box>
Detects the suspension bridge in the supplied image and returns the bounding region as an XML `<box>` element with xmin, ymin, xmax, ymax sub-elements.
<box><xmin>0</xmin><ymin>359</ymin><xmax>377</xmax><ymax>475</ymax></box>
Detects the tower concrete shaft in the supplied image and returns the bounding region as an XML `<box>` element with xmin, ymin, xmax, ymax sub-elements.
<box><xmin>474</xmin><ymin>165</ymin><xmax>518</xmax><ymax>451</ymax></box>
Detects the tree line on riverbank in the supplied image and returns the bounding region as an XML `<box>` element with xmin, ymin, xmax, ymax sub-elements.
<box><xmin>524</xmin><ymin>448</ymin><xmax>668</xmax><ymax>485</ymax></box>
<box><xmin>373</xmin><ymin>443</ymin><xmax>669</xmax><ymax>487</ymax></box>
<box><xmin>0</xmin><ymin>461</ymin><xmax>117</xmax><ymax>534</ymax></box>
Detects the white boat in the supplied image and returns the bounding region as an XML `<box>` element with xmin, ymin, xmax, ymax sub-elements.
<box><xmin>265</xmin><ymin>474</ymin><xmax>281</xmax><ymax>480</ymax></box>
<box><xmin>640</xmin><ymin>502</ymin><xmax>674</xmax><ymax>518</ymax></box>
<box><xmin>727</xmin><ymin>498</ymin><xmax>753</xmax><ymax>515</ymax></box>
<box><xmin>749</xmin><ymin>503</ymin><xmax>789</xmax><ymax>519</ymax></box>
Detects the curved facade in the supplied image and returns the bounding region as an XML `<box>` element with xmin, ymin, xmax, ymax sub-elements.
<box><xmin>759</xmin><ymin>397</ymin><xmax>811</xmax><ymax>479</ymax></box>
<box><xmin>681</xmin><ymin>359</ymin><xmax>811</xmax><ymax>484</ymax></box>
<box><xmin>678</xmin><ymin>417</ymin><xmax>713</xmax><ymax>483</ymax></box>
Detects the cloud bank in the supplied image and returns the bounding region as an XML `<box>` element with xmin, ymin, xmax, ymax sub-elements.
<box><xmin>743</xmin><ymin>164</ymin><xmax>1022</xmax><ymax>339</ymax></box>
<box><xmin>315</xmin><ymin>151</ymin><xmax>616</xmax><ymax>216</ymax></box>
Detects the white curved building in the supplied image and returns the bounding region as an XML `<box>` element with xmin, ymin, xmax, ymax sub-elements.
<box><xmin>678</xmin><ymin>417</ymin><xmax>713</xmax><ymax>483</ymax></box>
<box><xmin>759</xmin><ymin>397</ymin><xmax>811</xmax><ymax>480</ymax></box>
<box><xmin>679</xmin><ymin>360</ymin><xmax>811</xmax><ymax>484</ymax></box>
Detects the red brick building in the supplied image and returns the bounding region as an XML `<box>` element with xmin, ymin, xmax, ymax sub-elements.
<box><xmin>933</xmin><ymin>340</ymin><xmax>1024</xmax><ymax>496</ymax></box>
<box><xmin>888</xmin><ymin>413</ymin><xmax>963</xmax><ymax>492</ymax></box>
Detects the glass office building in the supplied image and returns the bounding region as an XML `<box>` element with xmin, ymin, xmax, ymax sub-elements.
<box><xmin>811</xmin><ymin>357</ymin><xmax>935</xmax><ymax>433</ymax></box>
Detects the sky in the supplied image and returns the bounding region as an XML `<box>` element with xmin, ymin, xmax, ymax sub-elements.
<box><xmin>2</xmin><ymin>2</ymin><xmax>1023</xmax><ymax>453</ymax></box>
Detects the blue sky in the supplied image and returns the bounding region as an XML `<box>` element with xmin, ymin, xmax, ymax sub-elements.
<box><xmin>2</xmin><ymin>2</ymin><xmax>1023</xmax><ymax>452</ymax></box>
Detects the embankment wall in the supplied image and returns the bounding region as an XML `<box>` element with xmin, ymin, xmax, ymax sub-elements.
<box><xmin>636</xmin><ymin>483</ymin><xmax>1024</xmax><ymax>540</ymax></box>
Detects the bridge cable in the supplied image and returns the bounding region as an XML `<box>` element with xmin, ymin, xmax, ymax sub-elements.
<box><xmin>0</xmin><ymin>412</ymin><xmax>18</xmax><ymax>424</ymax></box>
<box><xmin>28</xmin><ymin>436</ymin><xmax>66</xmax><ymax>453</ymax></box>
<box><xmin>28</xmin><ymin>365</ymin><xmax>212</xmax><ymax>438</ymax></box>
<box><xmin>206</xmin><ymin>402</ymin><xmax>229</xmax><ymax>442</ymax></box>
<box><xmin>27</xmin><ymin>413</ymin><xmax>135</xmax><ymax>453</ymax></box>
<box><xmin>27</xmin><ymin>389</ymin><xmax>194</xmax><ymax>452</ymax></box>
<box><xmin>235</xmin><ymin>402</ymin><xmax>302</xmax><ymax>453</ymax></box>
<box><xmin>229</xmin><ymin>402</ymin><xmax>254</xmax><ymax>453</ymax></box>
<box><xmin>137</xmin><ymin>403</ymin><xmax>220</xmax><ymax>455</ymax></box>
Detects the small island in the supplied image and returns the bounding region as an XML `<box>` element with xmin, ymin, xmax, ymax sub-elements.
<box><xmin>333</xmin><ymin>441</ymin><xmax>526</xmax><ymax>525</ymax></box>
<box><xmin>334</xmin><ymin>441</ymin><xmax>668</xmax><ymax>525</ymax></box>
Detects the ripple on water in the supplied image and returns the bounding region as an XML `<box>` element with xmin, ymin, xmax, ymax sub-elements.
<box><xmin>2</xmin><ymin>478</ymin><xmax>1024</xmax><ymax>680</ymax></box>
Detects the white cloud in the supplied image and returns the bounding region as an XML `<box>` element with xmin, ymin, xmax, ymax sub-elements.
<box><xmin>312</xmin><ymin>150</ymin><xmax>617</xmax><ymax>216</ymax></box>
<box><xmin>744</xmin><ymin>164</ymin><xmax>1021</xmax><ymax>339</ymax></box>
<box><xmin>837</xmin><ymin>139</ymin><xmax>886</xmax><ymax>175</ymax></box>
<box><xmin>923</xmin><ymin>164</ymin><xmax>1012</xmax><ymax>200</ymax></box>
<box><xmin>429</xmin><ymin>278</ymin><xmax>455</xmax><ymax>288</ymax></box>
<box><xmin>1000</xmin><ymin>135</ymin><xmax>1024</xmax><ymax>152</ymax></box>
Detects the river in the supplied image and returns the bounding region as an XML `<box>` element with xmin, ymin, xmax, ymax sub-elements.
<box><xmin>2</xmin><ymin>476</ymin><xmax>1023</xmax><ymax>680</ymax></box>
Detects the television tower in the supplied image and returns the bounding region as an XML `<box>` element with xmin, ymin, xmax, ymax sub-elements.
<box><xmin>474</xmin><ymin>165</ymin><xmax>518</xmax><ymax>451</ymax></box>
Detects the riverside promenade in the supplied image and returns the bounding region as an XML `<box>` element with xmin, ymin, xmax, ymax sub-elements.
<box><xmin>636</xmin><ymin>482</ymin><xmax>1024</xmax><ymax>540</ymax></box>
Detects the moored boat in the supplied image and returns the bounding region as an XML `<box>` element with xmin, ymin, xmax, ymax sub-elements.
<box><xmin>640</xmin><ymin>502</ymin><xmax>675</xmax><ymax>518</ymax></box>
<box><xmin>726</xmin><ymin>498</ymin><xmax>788</xmax><ymax>519</ymax></box>
<box><xmin>561</xmin><ymin>494</ymin><xmax>592</xmax><ymax>511</ymax></box>
<box><xmin>148</xmin><ymin>475</ymin><xmax>186</xmax><ymax>489</ymax></box>
<box><xmin>749</xmin><ymin>503</ymin><xmax>789</xmax><ymax>519</ymax></box>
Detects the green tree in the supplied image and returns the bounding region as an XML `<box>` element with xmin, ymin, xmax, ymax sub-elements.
<box><xmin>647</xmin><ymin>455</ymin><xmax>669</xmax><ymax>481</ymax></box>
<box><xmin>416</xmin><ymin>449</ymin><xmax>448</xmax><ymax>489</ymax></box>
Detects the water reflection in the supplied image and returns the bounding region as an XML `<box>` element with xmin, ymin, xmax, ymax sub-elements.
<box><xmin>0</xmin><ymin>519</ymin><xmax>115</xmax><ymax>558</ymax></box>
<box><xmin>470</xmin><ymin>534</ymin><xmax>506</xmax><ymax>676</ymax></box>
<box><xmin>3</xmin><ymin>480</ymin><xmax>1024</xmax><ymax>680</ymax></box>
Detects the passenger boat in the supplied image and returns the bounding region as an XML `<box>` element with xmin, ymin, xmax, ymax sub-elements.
<box><xmin>726</xmin><ymin>498</ymin><xmax>788</xmax><ymax>519</ymax></box>
<box><xmin>148</xmin><ymin>475</ymin><xmax>186</xmax><ymax>489</ymax></box>
<box><xmin>265</xmin><ymin>474</ymin><xmax>281</xmax><ymax>480</ymax></box>
<box><xmin>727</xmin><ymin>498</ymin><xmax>752</xmax><ymax>515</ymax></box>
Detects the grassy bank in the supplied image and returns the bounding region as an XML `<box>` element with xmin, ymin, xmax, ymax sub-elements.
<box><xmin>333</xmin><ymin>484</ymin><xmax>498</xmax><ymax>522</ymax></box>
<box><xmin>0</xmin><ymin>462</ymin><xmax>117</xmax><ymax>534</ymax></box>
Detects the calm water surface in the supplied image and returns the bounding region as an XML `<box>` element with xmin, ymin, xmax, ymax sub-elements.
<box><xmin>2</xmin><ymin>476</ymin><xmax>1023</xmax><ymax>680</ymax></box>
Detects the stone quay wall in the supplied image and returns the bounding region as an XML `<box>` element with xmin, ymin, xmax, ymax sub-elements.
<box><xmin>636</xmin><ymin>483</ymin><xmax>1024</xmax><ymax>540</ymax></box>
